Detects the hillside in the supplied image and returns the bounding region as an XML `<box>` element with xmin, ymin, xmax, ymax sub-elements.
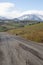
<box><xmin>8</xmin><ymin>23</ymin><xmax>43</xmax><ymax>43</ymax></box>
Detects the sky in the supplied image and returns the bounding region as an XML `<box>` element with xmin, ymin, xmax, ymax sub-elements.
<box><xmin>0</xmin><ymin>0</ymin><xmax>43</xmax><ymax>18</ymax></box>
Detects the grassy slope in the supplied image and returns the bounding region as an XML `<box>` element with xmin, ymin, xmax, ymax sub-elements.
<box><xmin>2</xmin><ymin>23</ymin><xmax>23</xmax><ymax>29</ymax></box>
<box><xmin>8</xmin><ymin>23</ymin><xmax>43</xmax><ymax>43</ymax></box>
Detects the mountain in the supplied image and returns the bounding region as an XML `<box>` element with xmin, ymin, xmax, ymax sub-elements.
<box><xmin>0</xmin><ymin>14</ymin><xmax>43</xmax><ymax>22</ymax></box>
<box><xmin>18</xmin><ymin>14</ymin><xmax>43</xmax><ymax>21</ymax></box>
<box><xmin>0</xmin><ymin>16</ymin><xmax>7</xmax><ymax>20</ymax></box>
<box><xmin>0</xmin><ymin>16</ymin><xmax>12</xmax><ymax>21</ymax></box>
<box><xmin>13</xmin><ymin>18</ymin><xmax>20</xmax><ymax>22</ymax></box>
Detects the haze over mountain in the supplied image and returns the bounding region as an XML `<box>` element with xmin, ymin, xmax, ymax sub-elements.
<box><xmin>18</xmin><ymin>14</ymin><xmax>43</xmax><ymax>21</ymax></box>
<box><xmin>0</xmin><ymin>12</ymin><xmax>43</xmax><ymax>22</ymax></box>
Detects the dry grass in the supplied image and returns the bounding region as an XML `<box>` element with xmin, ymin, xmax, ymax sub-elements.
<box><xmin>8</xmin><ymin>23</ymin><xmax>43</xmax><ymax>43</ymax></box>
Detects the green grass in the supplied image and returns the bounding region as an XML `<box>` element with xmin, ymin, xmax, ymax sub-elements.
<box><xmin>0</xmin><ymin>26</ymin><xmax>8</xmax><ymax>32</ymax></box>
<box><xmin>3</xmin><ymin>23</ymin><xmax>24</xmax><ymax>29</ymax></box>
<box><xmin>8</xmin><ymin>22</ymin><xmax>43</xmax><ymax>43</ymax></box>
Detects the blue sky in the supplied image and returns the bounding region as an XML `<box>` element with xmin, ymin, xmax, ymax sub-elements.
<box><xmin>0</xmin><ymin>0</ymin><xmax>43</xmax><ymax>18</ymax></box>
<box><xmin>0</xmin><ymin>0</ymin><xmax>43</xmax><ymax>11</ymax></box>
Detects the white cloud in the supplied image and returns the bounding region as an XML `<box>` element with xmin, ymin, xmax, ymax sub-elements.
<box><xmin>6</xmin><ymin>10</ymin><xmax>21</xmax><ymax>18</ymax></box>
<box><xmin>0</xmin><ymin>2</ymin><xmax>20</xmax><ymax>18</ymax></box>
<box><xmin>21</xmin><ymin>10</ymin><xmax>43</xmax><ymax>16</ymax></box>
<box><xmin>0</xmin><ymin>2</ymin><xmax>15</xmax><ymax>16</ymax></box>
<box><xmin>0</xmin><ymin>2</ymin><xmax>21</xmax><ymax>18</ymax></box>
<box><xmin>0</xmin><ymin>2</ymin><xmax>43</xmax><ymax>18</ymax></box>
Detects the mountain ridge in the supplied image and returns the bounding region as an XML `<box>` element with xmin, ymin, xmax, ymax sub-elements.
<box><xmin>0</xmin><ymin>14</ymin><xmax>43</xmax><ymax>22</ymax></box>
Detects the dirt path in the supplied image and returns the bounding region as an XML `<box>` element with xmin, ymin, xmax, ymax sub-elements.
<box><xmin>0</xmin><ymin>32</ymin><xmax>43</xmax><ymax>65</ymax></box>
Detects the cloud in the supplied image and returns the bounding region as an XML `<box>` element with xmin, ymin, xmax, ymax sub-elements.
<box><xmin>0</xmin><ymin>2</ymin><xmax>15</xmax><ymax>16</ymax></box>
<box><xmin>0</xmin><ymin>2</ymin><xmax>21</xmax><ymax>18</ymax></box>
<box><xmin>21</xmin><ymin>10</ymin><xmax>43</xmax><ymax>16</ymax></box>
<box><xmin>0</xmin><ymin>2</ymin><xmax>43</xmax><ymax>18</ymax></box>
<box><xmin>7</xmin><ymin>11</ymin><xmax>21</xmax><ymax>18</ymax></box>
<box><xmin>0</xmin><ymin>2</ymin><xmax>15</xmax><ymax>10</ymax></box>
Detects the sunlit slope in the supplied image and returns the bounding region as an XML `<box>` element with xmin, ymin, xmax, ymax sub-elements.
<box><xmin>8</xmin><ymin>23</ymin><xmax>43</xmax><ymax>43</ymax></box>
